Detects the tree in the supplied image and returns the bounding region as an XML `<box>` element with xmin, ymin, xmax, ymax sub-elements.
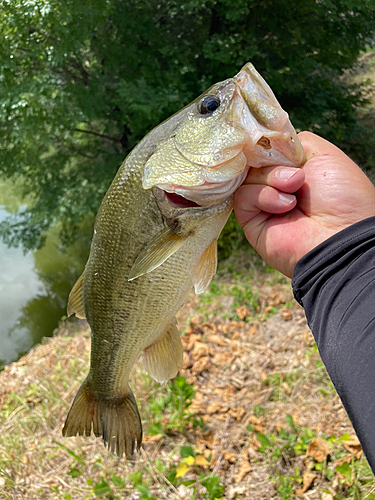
<box><xmin>1</xmin><ymin>0</ymin><xmax>374</xmax><ymax>250</ymax></box>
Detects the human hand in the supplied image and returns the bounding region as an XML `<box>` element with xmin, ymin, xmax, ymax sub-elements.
<box><xmin>234</xmin><ymin>131</ymin><xmax>375</xmax><ymax>278</ymax></box>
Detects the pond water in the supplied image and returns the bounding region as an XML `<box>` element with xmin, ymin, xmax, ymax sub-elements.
<box><xmin>0</xmin><ymin>200</ymin><xmax>91</xmax><ymax>368</ymax></box>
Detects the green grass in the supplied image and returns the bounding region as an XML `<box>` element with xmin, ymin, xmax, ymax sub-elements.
<box><xmin>0</xmin><ymin>253</ymin><xmax>373</xmax><ymax>499</ymax></box>
<box><xmin>250</xmin><ymin>414</ymin><xmax>375</xmax><ymax>500</ymax></box>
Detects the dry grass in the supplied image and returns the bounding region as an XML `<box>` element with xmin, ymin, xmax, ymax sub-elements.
<box><xmin>0</xmin><ymin>262</ymin><xmax>373</xmax><ymax>499</ymax></box>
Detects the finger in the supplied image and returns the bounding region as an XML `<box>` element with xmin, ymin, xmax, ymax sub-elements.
<box><xmin>243</xmin><ymin>166</ymin><xmax>305</xmax><ymax>193</ymax></box>
<box><xmin>298</xmin><ymin>131</ymin><xmax>346</xmax><ymax>161</ymax></box>
<box><xmin>234</xmin><ymin>184</ymin><xmax>296</xmax><ymax>227</ymax></box>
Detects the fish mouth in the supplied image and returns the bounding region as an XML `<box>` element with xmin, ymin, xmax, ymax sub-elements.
<box><xmin>163</xmin><ymin>191</ymin><xmax>201</xmax><ymax>208</ymax></box>
<box><xmin>159</xmin><ymin>170</ymin><xmax>248</xmax><ymax>208</ymax></box>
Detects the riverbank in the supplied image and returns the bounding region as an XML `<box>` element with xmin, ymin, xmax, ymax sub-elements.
<box><xmin>0</xmin><ymin>258</ymin><xmax>373</xmax><ymax>500</ymax></box>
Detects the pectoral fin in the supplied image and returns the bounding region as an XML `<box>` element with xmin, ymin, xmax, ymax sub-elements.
<box><xmin>128</xmin><ymin>225</ymin><xmax>187</xmax><ymax>281</ymax></box>
<box><xmin>143</xmin><ymin>321</ymin><xmax>183</xmax><ymax>383</ymax></box>
<box><xmin>67</xmin><ymin>272</ymin><xmax>86</xmax><ymax>319</ymax></box>
<box><xmin>192</xmin><ymin>240</ymin><xmax>218</xmax><ymax>294</ymax></box>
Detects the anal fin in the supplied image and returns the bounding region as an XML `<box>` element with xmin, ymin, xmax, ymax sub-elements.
<box><xmin>143</xmin><ymin>321</ymin><xmax>183</xmax><ymax>383</ymax></box>
<box><xmin>192</xmin><ymin>240</ymin><xmax>218</xmax><ymax>294</ymax></box>
<box><xmin>67</xmin><ymin>272</ymin><xmax>86</xmax><ymax>319</ymax></box>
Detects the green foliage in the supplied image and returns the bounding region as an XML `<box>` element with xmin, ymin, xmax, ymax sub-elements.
<box><xmin>253</xmin><ymin>415</ymin><xmax>375</xmax><ymax>499</ymax></box>
<box><xmin>199</xmin><ymin>474</ymin><xmax>225</xmax><ymax>500</ymax></box>
<box><xmin>273</xmin><ymin>474</ymin><xmax>295</xmax><ymax>500</ymax></box>
<box><xmin>217</xmin><ymin>212</ymin><xmax>246</xmax><ymax>260</ymax></box>
<box><xmin>256</xmin><ymin>414</ymin><xmax>316</xmax><ymax>462</ymax></box>
<box><xmin>1</xmin><ymin>0</ymin><xmax>375</xmax><ymax>250</ymax></box>
<box><xmin>147</xmin><ymin>375</ymin><xmax>197</xmax><ymax>435</ymax></box>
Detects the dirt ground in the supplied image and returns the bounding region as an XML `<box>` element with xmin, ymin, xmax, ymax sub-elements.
<box><xmin>0</xmin><ymin>268</ymin><xmax>367</xmax><ymax>500</ymax></box>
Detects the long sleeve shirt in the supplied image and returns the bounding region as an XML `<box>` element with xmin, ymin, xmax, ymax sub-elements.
<box><xmin>292</xmin><ymin>216</ymin><xmax>375</xmax><ymax>472</ymax></box>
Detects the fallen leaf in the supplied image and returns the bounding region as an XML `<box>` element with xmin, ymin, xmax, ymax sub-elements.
<box><xmin>212</xmin><ymin>352</ymin><xmax>235</xmax><ymax>367</ymax></box>
<box><xmin>143</xmin><ymin>434</ymin><xmax>163</xmax><ymax>443</ymax></box>
<box><xmin>190</xmin><ymin>314</ymin><xmax>204</xmax><ymax>328</ymax></box>
<box><xmin>207</xmin><ymin>334</ymin><xmax>226</xmax><ymax>346</ymax></box>
<box><xmin>224</xmin><ymin>451</ymin><xmax>237</xmax><ymax>463</ymax></box>
<box><xmin>219</xmin><ymin>321</ymin><xmax>240</xmax><ymax>334</ymax></box>
<box><xmin>195</xmin><ymin>455</ymin><xmax>210</xmax><ymax>466</ymax></box>
<box><xmin>249</xmin><ymin>415</ymin><xmax>264</xmax><ymax>426</ymax></box>
<box><xmin>204</xmin><ymin>448</ymin><xmax>215</xmax><ymax>461</ymax></box>
<box><xmin>335</xmin><ymin>454</ymin><xmax>352</xmax><ymax>467</ymax></box>
<box><xmin>280</xmin><ymin>309</ymin><xmax>293</xmax><ymax>321</ymax></box>
<box><xmin>295</xmin><ymin>471</ymin><xmax>317</xmax><ymax>495</ymax></box>
<box><xmin>230</xmin><ymin>407</ymin><xmax>246</xmax><ymax>421</ymax></box>
<box><xmin>235</xmin><ymin>461</ymin><xmax>252</xmax><ymax>482</ymax></box>
<box><xmin>248</xmin><ymin>415</ymin><xmax>265</xmax><ymax>432</ymax></box>
<box><xmin>206</xmin><ymin>401</ymin><xmax>224</xmax><ymax>414</ymax></box>
<box><xmin>306</xmin><ymin>438</ymin><xmax>332</xmax><ymax>462</ymax></box>
<box><xmin>183</xmin><ymin>456</ymin><xmax>195</xmax><ymax>466</ymax></box>
<box><xmin>269</xmin><ymin>293</ymin><xmax>285</xmax><ymax>306</ymax></box>
<box><xmin>248</xmin><ymin>324</ymin><xmax>258</xmax><ymax>336</ymax></box>
<box><xmin>192</xmin><ymin>356</ymin><xmax>211</xmax><ymax>373</ymax></box>
<box><xmin>191</xmin><ymin>342</ymin><xmax>210</xmax><ymax>360</ymax></box>
<box><xmin>182</xmin><ymin>352</ymin><xmax>192</xmax><ymax>369</ymax></box>
<box><xmin>202</xmin><ymin>322</ymin><xmax>217</xmax><ymax>334</ymax></box>
<box><xmin>214</xmin><ymin>384</ymin><xmax>235</xmax><ymax>400</ymax></box>
<box><xmin>248</xmin><ymin>434</ymin><xmax>262</xmax><ymax>450</ymax></box>
<box><xmin>196</xmin><ymin>430</ymin><xmax>215</xmax><ymax>449</ymax></box>
<box><xmin>342</xmin><ymin>437</ymin><xmax>363</xmax><ymax>459</ymax></box>
<box><xmin>187</xmin><ymin>334</ymin><xmax>203</xmax><ymax>350</ymax></box>
<box><xmin>281</xmin><ymin>382</ymin><xmax>291</xmax><ymax>395</ymax></box>
<box><xmin>236</xmin><ymin>305</ymin><xmax>250</xmax><ymax>320</ymax></box>
<box><xmin>176</xmin><ymin>462</ymin><xmax>190</xmax><ymax>478</ymax></box>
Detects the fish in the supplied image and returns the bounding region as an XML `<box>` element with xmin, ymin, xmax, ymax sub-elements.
<box><xmin>62</xmin><ymin>63</ymin><xmax>305</xmax><ymax>458</ymax></box>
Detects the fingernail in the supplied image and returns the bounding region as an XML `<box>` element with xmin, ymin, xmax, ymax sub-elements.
<box><xmin>278</xmin><ymin>192</ymin><xmax>295</xmax><ymax>204</ymax></box>
<box><xmin>278</xmin><ymin>168</ymin><xmax>299</xmax><ymax>181</ymax></box>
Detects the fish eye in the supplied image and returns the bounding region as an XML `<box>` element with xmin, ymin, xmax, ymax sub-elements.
<box><xmin>198</xmin><ymin>95</ymin><xmax>221</xmax><ymax>115</ymax></box>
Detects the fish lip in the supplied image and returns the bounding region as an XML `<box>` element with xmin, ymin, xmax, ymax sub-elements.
<box><xmin>155</xmin><ymin>169</ymin><xmax>248</xmax><ymax>210</ymax></box>
<box><xmin>154</xmin><ymin>187</ymin><xmax>233</xmax><ymax>217</ymax></box>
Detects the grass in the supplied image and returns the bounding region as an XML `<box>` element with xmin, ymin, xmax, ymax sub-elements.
<box><xmin>194</xmin><ymin>247</ymin><xmax>292</xmax><ymax>324</ymax></box>
<box><xmin>0</xmin><ymin>249</ymin><xmax>373</xmax><ymax>499</ymax></box>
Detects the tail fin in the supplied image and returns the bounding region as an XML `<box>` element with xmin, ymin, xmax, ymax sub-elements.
<box><xmin>62</xmin><ymin>379</ymin><xmax>142</xmax><ymax>458</ymax></box>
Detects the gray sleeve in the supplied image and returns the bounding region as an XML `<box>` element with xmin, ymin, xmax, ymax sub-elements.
<box><xmin>292</xmin><ymin>216</ymin><xmax>375</xmax><ymax>472</ymax></box>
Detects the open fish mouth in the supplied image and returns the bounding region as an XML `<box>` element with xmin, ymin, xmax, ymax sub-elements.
<box><xmin>163</xmin><ymin>191</ymin><xmax>200</xmax><ymax>208</ymax></box>
<box><xmin>160</xmin><ymin>169</ymin><xmax>248</xmax><ymax>208</ymax></box>
<box><xmin>143</xmin><ymin>63</ymin><xmax>306</xmax><ymax>209</ymax></box>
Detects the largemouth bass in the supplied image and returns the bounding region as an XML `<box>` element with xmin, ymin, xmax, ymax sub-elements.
<box><xmin>63</xmin><ymin>63</ymin><xmax>305</xmax><ymax>457</ymax></box>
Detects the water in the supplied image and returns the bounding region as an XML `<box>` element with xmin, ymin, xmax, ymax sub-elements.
<box><xmin>0</xmin><ymin>203</ymin><xmax>91</xmax><ymax>368</ymax></box>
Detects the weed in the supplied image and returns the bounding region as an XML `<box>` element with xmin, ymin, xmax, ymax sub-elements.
<box><xmin>271</xmin><ymin>474</ymin><xmax>295</xmax><ymax>500</ymax></box>
<box><xmin>146</xmin><ymin>375</ymin><xmax>197</xmax><ymax>435</ymax></box>
<box><xmin>251</xmin><ymin>414</ymin><xmax>375</xmax><ymax>499</ymax></box>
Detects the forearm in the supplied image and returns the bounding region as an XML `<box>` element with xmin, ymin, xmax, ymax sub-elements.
<box><xmin>292</xmin><ymin>216</ymin><xmax>375</xmax><ymax>472</ymax></box>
